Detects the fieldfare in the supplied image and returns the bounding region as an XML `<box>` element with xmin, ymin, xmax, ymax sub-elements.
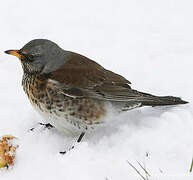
<box><xmin>5</xmin><ymin>39</ymin><xmax>188</xmax><ymax>152</ymax></box>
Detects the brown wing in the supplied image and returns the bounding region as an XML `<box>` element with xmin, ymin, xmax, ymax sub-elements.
<box><xmin>48</xmin><ymin>51</ymin><xmax>135</xmax><ymax>101</ymax></box>
<box><xmin>46</xmin><ymin>52</ymin><xmax>188</xmax><ymax>105</ymax></box>
<box><xmin>49</xmin><ymin>51</ymin><xmax>130</xmax><ymax>88</ymax></box>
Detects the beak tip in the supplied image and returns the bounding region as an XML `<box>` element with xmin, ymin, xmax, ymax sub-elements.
<box><xmin>4</xmin><ymin>50</ymin><xmax>21</xmax><ymax>59</ymax></box>
<box><xmin>4</xmin><ymin>50</ymin><xmax>10</xmax><ymax>54</ymax></box>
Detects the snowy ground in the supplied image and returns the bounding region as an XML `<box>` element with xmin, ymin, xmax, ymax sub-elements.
<box><xmin>0</xmin><ymin>0</ymin><xmax>193</xmax><ymax>179</ymax></box>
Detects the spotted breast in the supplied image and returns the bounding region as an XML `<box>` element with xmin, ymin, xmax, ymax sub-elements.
<box><xmin>22</xmin><ymin>72</ymin><xmax>107</xmax><ymax>135</ymax></box>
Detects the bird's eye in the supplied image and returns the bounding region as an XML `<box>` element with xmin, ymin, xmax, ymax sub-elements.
<box><xmin>19</xmin><ymin>50</ymin><xmax>38</xmax><ymax>62</ymax></box>
<box><xmin>26</xmin><ymin>54</ymin><xmax>35</xmax><ymax>62</ymax></box>
<box><xmin>29</xmin><ymin>54</ymin><xmax>34</xmax><ymax>59</ymax></box>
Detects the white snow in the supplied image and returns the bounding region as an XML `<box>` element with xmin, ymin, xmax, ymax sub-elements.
<box><xmin>0</xmin><ymin>0</ymin><xmax>193</xmax><ymax>179</ymax></box>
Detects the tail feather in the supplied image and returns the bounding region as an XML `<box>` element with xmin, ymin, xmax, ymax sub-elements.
<box><xmin>138</xmin><ymin>92</ymin><xmax>188</xmax><ymax>107</ymax></box>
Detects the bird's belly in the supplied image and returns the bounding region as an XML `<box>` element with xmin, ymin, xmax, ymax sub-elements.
<box><xmin>29</xmin><ymin>94</ymin><xmax>107</xmax><ymax>135</ymax></box>
<box><xmin>32</xmin><ymin>103</ymin><xmax>85</xmax><ymax>135</ymax></box>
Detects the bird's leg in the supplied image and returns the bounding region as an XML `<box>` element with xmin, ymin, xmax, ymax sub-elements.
<box><xmin>30</xmin><ymin>123</ymin><xmax>54</xmax><ymax>131</ymax></box>
<box><xmin>60</xmin><ymin>131</ymin><xmax>86</xmax><ymax>154</ymax></box>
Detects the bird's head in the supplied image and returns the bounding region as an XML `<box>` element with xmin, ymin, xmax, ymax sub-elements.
<box><xmin>5</xmin><ymin>39</ymin><xmax>70</xmax><ymax>75</ymax></box>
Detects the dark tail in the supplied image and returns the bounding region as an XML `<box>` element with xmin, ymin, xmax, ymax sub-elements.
<box><xmin>137</xmin><ymin>91</ymin><xmax>188</xmax><ymax>107</ymax></box>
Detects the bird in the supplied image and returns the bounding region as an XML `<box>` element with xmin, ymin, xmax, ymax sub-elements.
<box><xmin>5</xmin><ymin>39</ymin><xmax>188</xmax><ymax>152</ymax></box>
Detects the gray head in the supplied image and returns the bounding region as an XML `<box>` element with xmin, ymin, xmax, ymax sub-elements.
<box><xmin>5</xmin><ymin>39</ymin><xmax>70</xmax><ymax>74</ymax></box>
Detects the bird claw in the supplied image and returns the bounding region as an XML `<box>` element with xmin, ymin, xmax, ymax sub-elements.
<box><xmin>59</xmin><ymin>132</ymin><xmax>85</xmax><ymax>155</ymax></box>
<box><xmin>29</xmin><ymin>123</ymin><xmax>54</xmax><ymax>132</ymax></box>
<box><xmin>59</xmin><ymin>151</ymin><xmax>66</xmax><ymax>154</ymax></box>
<box><xmin>39</xmin><ymin>123</ymin><xmax>54</xmax><ymax>129</ymax></box>
<box><xmin>59</xmin><ymin>145</ymin><xmax>75</xmax><ymax>155</ymax></box>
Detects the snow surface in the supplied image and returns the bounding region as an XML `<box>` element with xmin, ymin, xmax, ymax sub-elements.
<box><xmin>0</xmin><ymin>0</ymin><xmax>193</xmax><ymax>179</ymax></box>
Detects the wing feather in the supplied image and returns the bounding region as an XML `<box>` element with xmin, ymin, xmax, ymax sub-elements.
<box><xmin>48</xmin><ymin>51</ymin><xmax>137</xmax><ymax>101</ymax></box>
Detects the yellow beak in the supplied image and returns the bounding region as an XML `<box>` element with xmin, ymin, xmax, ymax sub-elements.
<box><xmin>4</xmin><ymin>50</ymin><xmax>23</xmax><ymax>59</ymax></box>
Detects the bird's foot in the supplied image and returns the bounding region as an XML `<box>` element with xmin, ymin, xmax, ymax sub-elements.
<box><xmin>38</xmin><ymin>123</ymin><xmax>54</xmax><ymax>129</ymax></box>
<box><xmin>59</xmin><ymin>145</ymin><xmax>75</xmax><ymax>154</ymax></box>
<box><xmin>30</xmin><ymin>123</ymin><xmax>54</xmax><ymax>132</ymax></box>
<box><xmin>59</xmin><ymin>131</ymin><xmax>85</xmax><ymax>155</ymax></box>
